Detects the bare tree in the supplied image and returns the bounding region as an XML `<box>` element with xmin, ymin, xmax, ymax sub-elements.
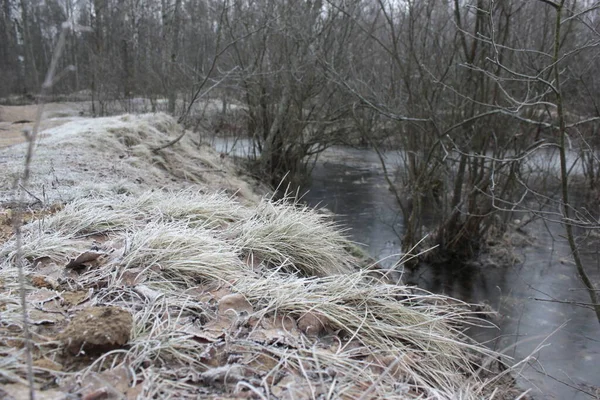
<box><xmin>221</xmin><ymin>0</ymin><xmax>362</xmax><ymax>185</ymax></box>
<box><xmin>447</xmin><ymin>0</ymin><xmax>600</xmax><ymax>319</ymax></box>
<box><xmin>320</xmin><ymin>0</ymin><xmax>535</xmax><ymax>264</ymax></box>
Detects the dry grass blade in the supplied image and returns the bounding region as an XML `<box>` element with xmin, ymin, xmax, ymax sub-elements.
<box><xmin>130</xmin><ymin>189</ymin><xmax>253</xmax><ymax>228</ymax></box>
<box><xmin>1</xmin><ymin>231</ymin><xmax>86</xmax><ymax>262</ymax></box>
<box><xmin>234</xmin><ymin>271</ymin><xmax>498</xmax><ymax>398</ymax></box>
<box><xmin>8</xmin><ymin>21</ymin><xmax>75</xmax><ymax>400</ymax></box>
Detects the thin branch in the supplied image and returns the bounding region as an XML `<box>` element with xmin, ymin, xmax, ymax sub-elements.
<box><xmin>12</xmin><ymin>20</ymin><xmax>72</xmax><ymax>400</ymax></box>
<box><xmin>178</xmin><ymin>4</ymin><xmax>266</xmax><ymax>124</ymax></box>
<box><xmin>538</xmin><ymin>0</ymin><xmax>559</xmax><ymax>9</ymax></box>
<box><xmin>530</xmin><ymin>297</ymin><xmax>598</xmax><ymax>310</ymax></box>
<box><xmin>151</xmin><ymin>128</ymin><xmax>187</xmax><ymax>152</ymax></box>
<box><xmin>18</xmin><ymin>184</ymin><xmax>43</xmax><ymax>206</ymax></box>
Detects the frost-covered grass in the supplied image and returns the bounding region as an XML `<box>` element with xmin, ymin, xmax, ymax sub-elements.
<box><xmin>0</xmin><ymin>113</ymin><xmax>259</xmax><ymax>206</ymax></box>
<box><xmin>233</xmin><ymin>198</ymin><xmax>356</xmax><ymax>276</ymax></box>
<box><xmin>40</xmin><ymin>189</ymin><xmax>251</xmax><ymax>236</ymax></box>
<box><xmin>0</xmin><ymin>188</ymin><xmax>522</xmax><ymax>399</ymax></box>
<box><xmin>121</xmin><ymin>221</ymin><xmax>244</xmax><ymax>286</ymax></box>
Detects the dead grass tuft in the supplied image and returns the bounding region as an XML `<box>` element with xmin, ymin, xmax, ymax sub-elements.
<box><xmin>232</xmin><ymin>198</ymin><xmax>356</xmax><ymax>276</ymax></box>
<box><xmin>121</xmin><ymin>221</ymin><xmax>244</xmax><ymax>286</ymax></box>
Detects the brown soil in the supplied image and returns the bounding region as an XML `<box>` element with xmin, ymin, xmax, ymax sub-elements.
<box><xmin>0</xmin><ymin>204</ymin><xmax>64</xmax><ymax>246</ymax></box>
<box><xmin>58</xmin><ymin>306</ymin><xmax>133</xmax><ymax>356</ymax></box>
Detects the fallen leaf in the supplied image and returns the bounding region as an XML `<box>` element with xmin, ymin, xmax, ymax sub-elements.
<box><xmin>297</xmin><ymin>311</ymin><xmax>330</xmax><ymax>337</ymax></box>
<box><xmin>195</xmin><ymin>284</ymin><xmax>234</xmax><ymax>303</ymax></box>
<box><xmin>365</xmin><ymin>354</ymin><xmax>405</xmax><ymax>379</ymax></box>
<box><xmin>33</xmin><ymin>256</ymin><xmax>54</xmax><ymax>269</ymax></box>
<box><xmin>81</xmin><ymin>388</ymin><xmax>109</xmax><ymax>400</ymax></box>
<box><xmin>0</xmin><ymin>384</ymin><xmax>64</xmax><ymax>400</ymax></box>
<box><xmin>29</xmin><ymin>309</ymin><xmax>65</xmax><ymax>325</ymax></box>
<box><xmin>133</xmin><ymin>285</ymin><xmax>163</xmax><ymax>302</ymax></box>
<box><xmin>28</xmin><ymin>288</ymin><xmax>60</xmax><ymax>304</ymax></box>
<box><xmin>198</xmin><ymin>344</ymin><xmax>227</xmax><ymax>368</ymax></box>
<box><xmin>202</xmin><ymin>316</ymin><xmax>234</xmax><ymax>340</ymax></box>
<box><xmin>33</xmin><ymin>357</ymin><xmax>63</xmax><ymax>372</ymax></box>
<box><xmin>248</xmin><ymin>315</ymin><xmax>300</xmax><ymax>346</ymax></box>
<box><xmin>271</xmin><ymin>314</ymin><xmax>298</xmax><ymax>331</ymax></box>
<box><xmin>175</xmin><ymin>321</ymin><xmax>217</xmax><ymax>343</ymax></box>
<box><xmin>330</xmin><ymin>339</ymin><xmax>366</xmax><ymax>357</ymax></box>
<box><xmin>244</xmin><ymin>351</ymin><xmax>279</xmax><ymax>374</ymax></box>
<box><xmin>99</xmin><ymin>366</ymin><xmax>131</xmax><ymax>393</ymax></box>
<box><xmin>31</xmin><ymin>275</ymin><xmax>59</xmax><ymax>289</ymax></box>
<box><xmin>126</xmin><ymin>384</ymin><xmax>144</xmax><ymax>399</ymax></box>
<box><xmin>65</xmin><ymin>251</ymin><xmax>105</xmax><ymax>269</ymax></box>
<box><xmin>218</xmin><ymin>293</ymin><xmax>253</xmax><ymax>316</ymax></box>
<box><xmin>181</xmin><ymin>285</ymin><xmax>209</xmax><ymax>298</ymax></box>
<box><xmin>120</xmin><ymin>267</ymin><xmax>146</xmax><ymax>286</ymax></box>
<box><xmin>34</xmin><ymin>261</ymin><xmax>66</xmax><ymax>282</ymax></box>
<box><xmin>201</xmin><ymin>364</ymin><xmax>246</xmax><ymax>387</ymax></box>
<box><xmin>61</xmin><ymin>290</ymin><xmax>92</xmax><ymax>306</ymax></box>
<box><xmin>195</xmin><ymin>294</ymin><xmax>254</xmax><ymax>341</ymax></box>
<box><xmin>271</xmin><ymin>375</ymin><xmax>323</xmax><ymax>400</ymax></box>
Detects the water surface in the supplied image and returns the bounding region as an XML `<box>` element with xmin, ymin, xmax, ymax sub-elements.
<box><xmin>302</xmin><ymin>146</ymin><xmax>600</xmax><ymax>400</ymax></box>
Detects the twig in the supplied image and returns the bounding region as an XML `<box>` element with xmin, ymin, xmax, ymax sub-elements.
<box><xmin>11</xmin><ymin>21</ymin><xmax>71</xmax><ymax>400</ymax></box>
<box><xmin>530</xmin><ymin>297</ymin><xmax>598</xmax><ymax>309</ymax></box>
<box><xmin>538</xmin><ymin>0</ymin><xmax>560</xmax><ymax>9</ymax></box>
<box><xmin>151</xmin><ymin>128</ymin><xmax>187</xmax><ymax>152</ymax></box>
<box><xmin>18</xmin><ymin>184</ymin><xmax>43</xmax><ymax>206</ymax></box>
<box><xmin>530</xmin><ymin>364</ymin><xmax>599</xmax><ymax>399</ymax></box>
<box><xmin>70</xmin><ymin>229</ymin><xmax>116</xmax><ymax>240</ymax></box>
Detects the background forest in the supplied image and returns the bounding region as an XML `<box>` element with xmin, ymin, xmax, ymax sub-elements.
<box><xmin>3</xmin><ymin>0</ymin><xmax>600</xmax><ymax>312</ymax></box>
<box><xmin>3</xmin><ymin>0</ymin><xmax>600</xmax><ymax>292</ymax></box>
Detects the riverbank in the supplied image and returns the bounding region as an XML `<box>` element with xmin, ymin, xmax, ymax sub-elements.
<box><xmin>0</xmin><ymin>111</ymin><xmax>528</xmax><ymax>399</ymax></box>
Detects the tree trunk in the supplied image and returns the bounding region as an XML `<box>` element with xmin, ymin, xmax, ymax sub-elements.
<box><xmin>20</xmin><ymin>0</ymin><xmax>39</xmax><ymax>93</ymax></box>
<box><xmin>167</xmin><ymin>0</ymin><xmax>182</xmax><ymax>115</ymax></box>
<box><xmin>550</xmin><ymin>0</ymin><xmax>600</xmax><ymax>323</ymax></box>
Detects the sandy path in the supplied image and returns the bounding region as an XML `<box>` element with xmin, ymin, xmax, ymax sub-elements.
<box><xmin>0</xmin><ymin>102</ymin><xmax>87</xmax><ymax>148</ymax></box>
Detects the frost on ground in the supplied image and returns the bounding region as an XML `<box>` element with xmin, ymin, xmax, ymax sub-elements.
<box><xmin>0</xmin><ymin>113</ymin><xmax>524</xmax><ymax>399</ymax></box>
<box><xmin>0</xmin><ymin>112</ymin><xmax>261</xmax><ymax>206</ymax></box>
